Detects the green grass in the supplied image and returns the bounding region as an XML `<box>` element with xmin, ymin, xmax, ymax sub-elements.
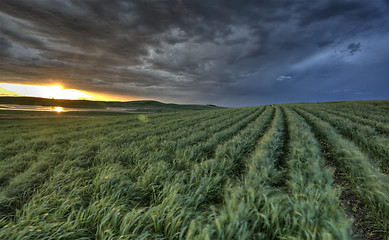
<box><xmin>0</xmin><ymin>100</ymin><xmax>388</xmax><ymax>239</ymax></box>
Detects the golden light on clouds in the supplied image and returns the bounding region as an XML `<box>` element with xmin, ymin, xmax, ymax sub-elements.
<box><xmin>0</xmin><ymin>83</ymin><xmax>91</xmax><ymax>100</ymax></box>
<box><xmin>0</xmin><ymin>83</ymin><xmax>137</xmax><ymax>102</ymax></box>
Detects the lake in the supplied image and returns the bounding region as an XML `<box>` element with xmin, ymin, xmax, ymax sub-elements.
<box><xmin>0</xmin><ymin>104</ymin><xmax>136</xmax><ymax>113</ymax></box>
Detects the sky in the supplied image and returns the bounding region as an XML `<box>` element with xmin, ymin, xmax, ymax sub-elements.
<box><xmin>0</xmin><ymin>0</ymin><xmax>388</xmax><ymax>107</ymax></box>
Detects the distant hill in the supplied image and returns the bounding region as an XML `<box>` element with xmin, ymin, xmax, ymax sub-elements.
<box><xmin>0</xmin><ymin>96</ymin><xmax>221</xmax><ymax>112</ymax></box>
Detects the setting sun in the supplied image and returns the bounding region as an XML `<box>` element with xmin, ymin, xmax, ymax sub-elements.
<box><xmin>0</xmin><ymin>83</ymin><xmax>91</xmax><ymax>100</ymax></box>
<box><xmin>0</xmin><ymin>83</ymin><xmax>135</xmax><ymax>101</ymax></box>
<box><xmin>46</xmin><ymin>85</ymin><xmax>91</xmax><ymax>100</ymax></box>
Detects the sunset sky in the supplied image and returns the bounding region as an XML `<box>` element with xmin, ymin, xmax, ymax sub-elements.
<box><xmin>0</xmin><ymin>0</ymin><xmax>388</xmax><ymax>106</ymax></box>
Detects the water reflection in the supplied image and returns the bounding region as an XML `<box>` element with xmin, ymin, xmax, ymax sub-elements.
<box><xmin>54</xmin><ymin>106</ymin><xmax>63</xmax><ymax>112</ymax></box>
<box><xmin>0</xmin><ymin>104</ymin><xmax>137</xmax><ymax>113</ymax></box>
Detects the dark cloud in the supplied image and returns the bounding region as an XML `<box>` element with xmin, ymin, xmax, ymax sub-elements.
<box><xmin>347</xmin><ymin>42</ymin><xmax>362</xmax><ymax>55</ymax></box>
<box><xmin>299</xmin><ymin>1</ymin><xmax>380</xmax><ymax>26</ymax></box>
<box><xmin>0</xmin><ymin>37</ymin><xmax>12</xmax><ymax>56</ymax></box>
<box><xmin>0</xmin><ymin>0</ymin><xmax>388</xmax><ymax>106</ymax></box>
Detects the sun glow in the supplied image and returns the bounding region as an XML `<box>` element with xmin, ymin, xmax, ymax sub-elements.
<box><xmin>0</xmin><ymin>83</ymin><xmax>91</xmax><ymax>100</ymax></box>
<box><xmin>0</xmin><ymin>82</ymin><xmax>137</xmax><ymax>101</ymax></box>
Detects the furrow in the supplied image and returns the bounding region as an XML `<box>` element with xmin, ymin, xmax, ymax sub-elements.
<box><xmin>324</xmin><ymin>108</ymin><xmax>389</xmax><ymax>135</ymax></box>
<box><xmin>293</xmin><ymin>106</ymin><xmax>389</xmax><ymax>239</ymax></box>
<box><xmin>297</xmin><ymin>106</ymin><xmax>389</xmax><ymax>174</ymax></box>
<box><xmin>187</xmin><ymin>106</ymin><xmax>289</xmax><ymax>239</ymax></box>
<box><xmin>321</xmin><ymin>103</ymin><xmax>388</xmax><ymax>124</ymax></box>
<box><xmin>281</xmin><ymin>107</ymin><xmax>351</xmax><ymax>239</ymax></box>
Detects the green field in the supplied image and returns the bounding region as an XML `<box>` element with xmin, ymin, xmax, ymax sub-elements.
<box><xmin>0</xmin><ymin>100</ymin><xmax>388</xmax><ymax>239</ymax></box>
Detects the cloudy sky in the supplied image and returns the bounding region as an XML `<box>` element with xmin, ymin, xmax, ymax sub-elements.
<box><xmin>0</xmin><ymin>0</ymin><xmax>388</xmax><ymax>106</ymax></box>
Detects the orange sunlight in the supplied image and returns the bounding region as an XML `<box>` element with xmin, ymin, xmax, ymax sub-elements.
<box><xmin>0</xmin><ymin>83</ymin><xmax>132</xmax><ymax>101</ymax></box>
<box><xmin>54</xmin><ymin>106</ymin><xmax>63</xmax><ymax>112</ymax></box>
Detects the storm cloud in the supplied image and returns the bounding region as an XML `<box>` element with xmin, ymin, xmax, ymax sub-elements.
<box><xmin>0</xmin><ymin>0</ymin><xmax>388</xmax><ymax>106</ymax></box>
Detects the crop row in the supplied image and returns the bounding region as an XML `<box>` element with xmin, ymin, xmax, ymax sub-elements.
<box><xmin>293</xmin><ymin>106</ymin><xmax>389</xmax><ymax>238</ymax></box>
<box><xmin>315</xmin><ymin>102</ymin><xmax>389</xmax><ymax>124</ymax></box>
<box><xmin>297</xmin><ymin>106</ymin><xmax>389</xmax><ymax>174</ymax></box>
<box><xmin>0</xmin><ymin>107</ymin><xmax>267</xmax><ymax>239</ymax></box>
<box><xmin>0</xmin><ymin>101</ymin><xmax>388</xmax><ymax>239</ymax></box>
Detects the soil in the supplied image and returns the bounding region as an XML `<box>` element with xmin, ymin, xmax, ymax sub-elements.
<box><xmin>320</xmin><ymin>140</ymin><xmax>384</xmax><ymax>240</ymax></box>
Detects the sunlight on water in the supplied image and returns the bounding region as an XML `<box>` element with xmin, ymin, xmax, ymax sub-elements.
<box><xmin>54</xmin><ymin>106</ymin><xmax>63</xmax><ymax>112</ymax></box>
<box><xmin>0</xmin><ymin>104</ymin><xmax>137</xmax><ymax>112</ymax></box>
